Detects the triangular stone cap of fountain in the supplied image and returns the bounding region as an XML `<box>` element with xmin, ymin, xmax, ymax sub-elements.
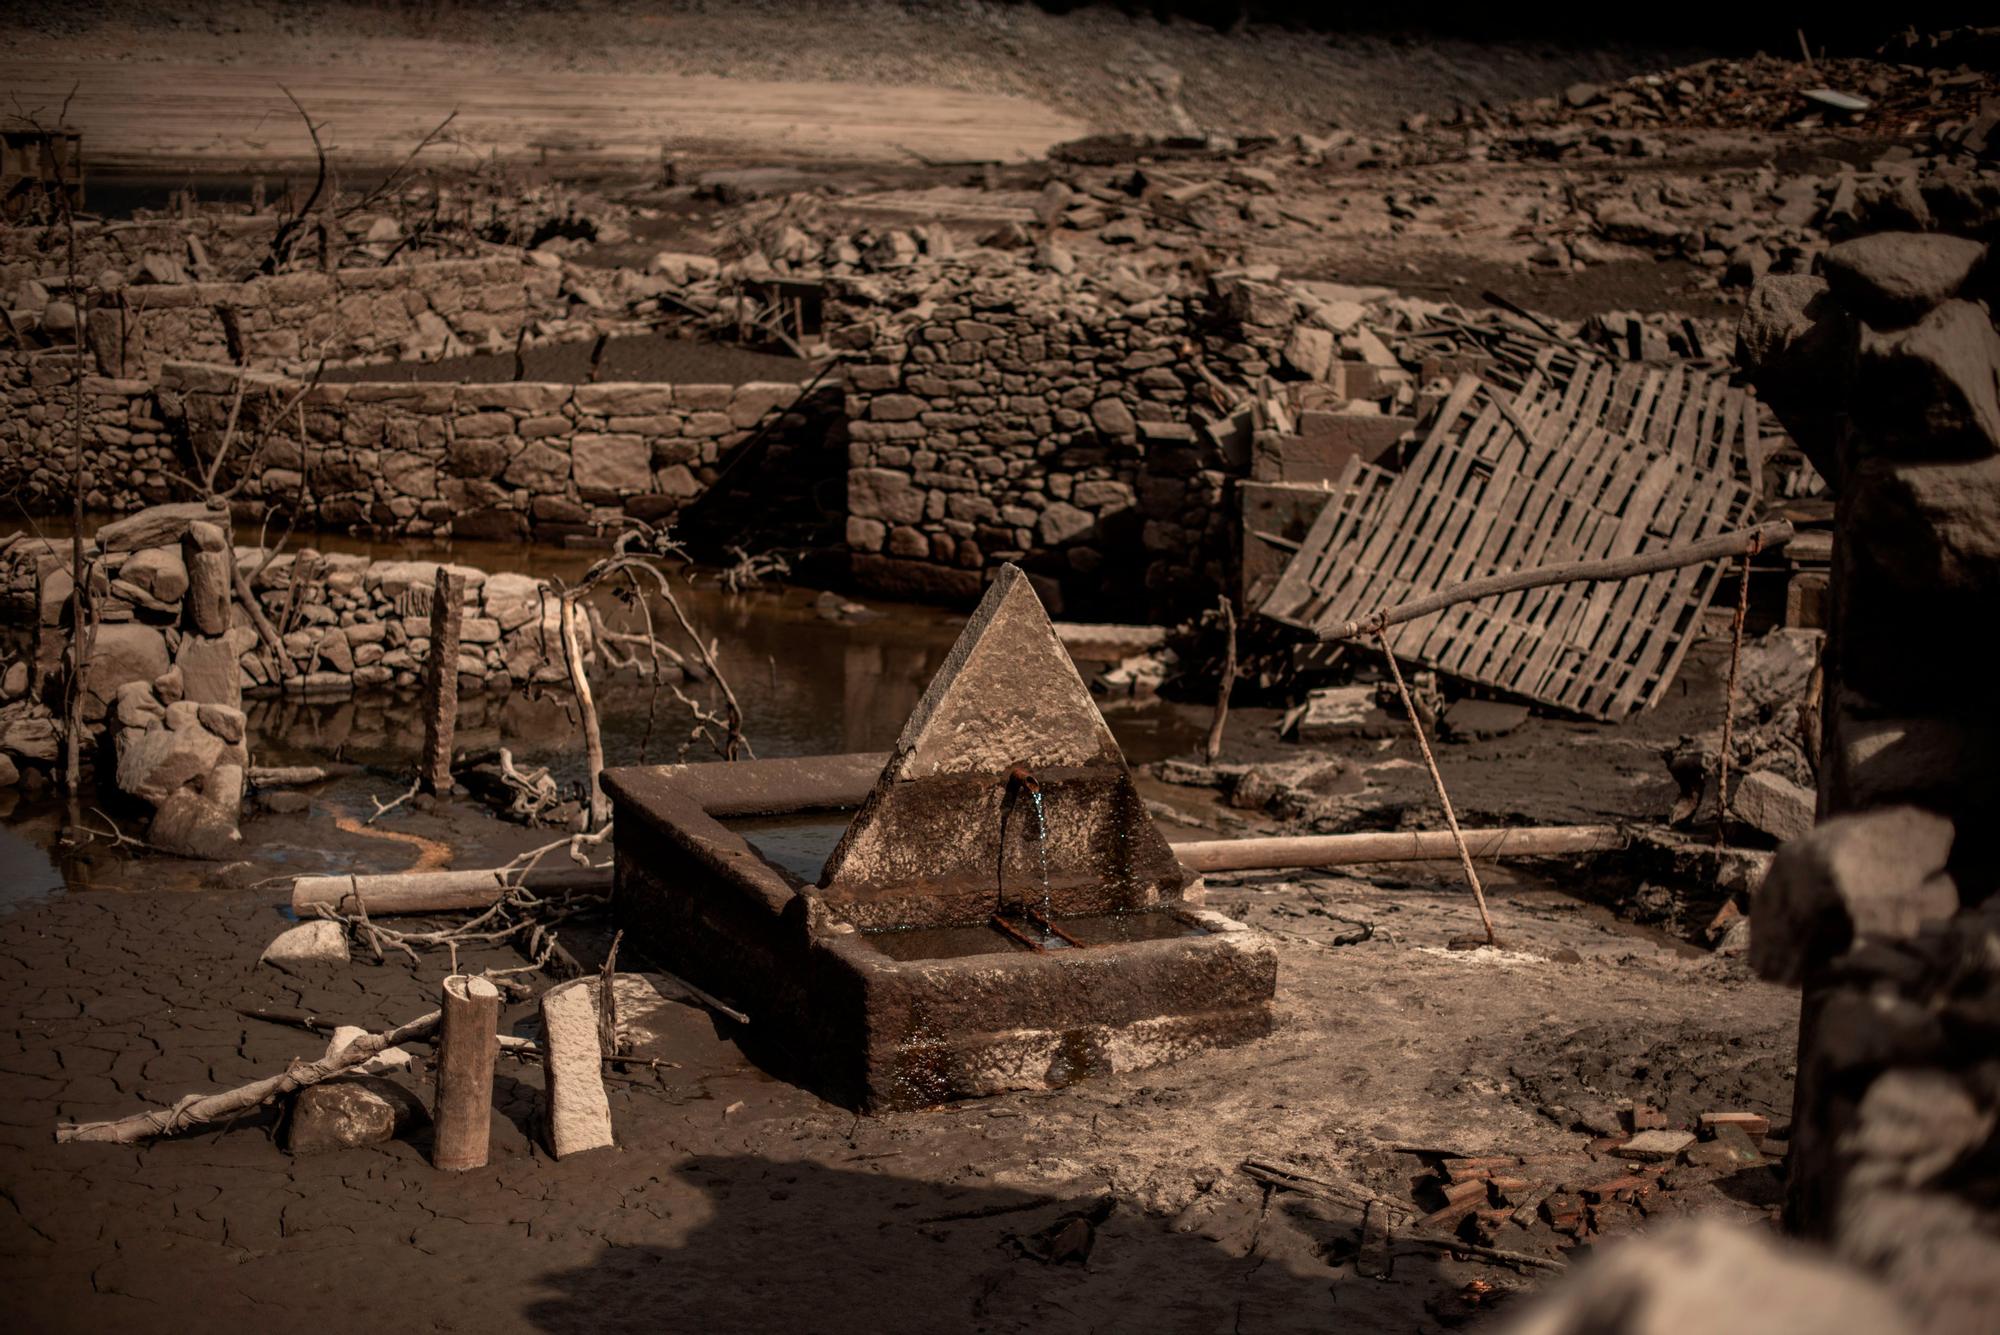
<box><xmin>885</xmin><ymin>562</ymin><xmax>1122</xmax><ymax>782</ymax></box>
<box><xmin>817</xmin><ymin>564</ymin><xmax>1185</xmax><ymax>919</ymax></box>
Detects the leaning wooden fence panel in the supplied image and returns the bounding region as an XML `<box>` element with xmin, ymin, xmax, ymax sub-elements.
<box><xmin>1259</xmin><ymin>357</ymin><xmax>1755</xmax><ymax>720</ymax></box>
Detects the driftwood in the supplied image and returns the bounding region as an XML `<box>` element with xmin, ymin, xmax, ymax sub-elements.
<box><xmin>291</xmin><ymin>864</ymin><xmax>612</xmax><ymax>915</ymax></box>
<box><xmin>432</xmin><ymin>974</ymin><xmax>500</xmax><ymax>1171</ymax></box>
<box><xmin>1377</xmin><ymin>629</ymin><xmax>1497</xmax><ymax>946</ymax></box>
<box><xmin>55</xmin><ymin>1010</ymin><xmax>441</xmax><ymax>1144</ymax></box>
<box><xmin>1326</xmin><ymin>520</ymin><xmax>1795</xmax><ymax>641</ymax></box>
<box><xmin>1171</xmin><ymin>824</ymin><xmax>1625</xmax><ymax>873</ymax></box>
<box><xmin>558</xmin><ymin>592</ymin><xmax>610</xmax><ymax>827</ymax></box>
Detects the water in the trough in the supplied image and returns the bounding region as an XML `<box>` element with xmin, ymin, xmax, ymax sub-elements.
<box><xmin>0</xmin><ymin>526</ymin><xmax>1206</xmax><ymax>905</ymax></box>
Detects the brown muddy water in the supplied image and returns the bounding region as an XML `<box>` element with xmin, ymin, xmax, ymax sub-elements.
<box><xmin>0</xmin><ymin>527</ymin><xmax>1206</xmax><ymax>908</ymax></box>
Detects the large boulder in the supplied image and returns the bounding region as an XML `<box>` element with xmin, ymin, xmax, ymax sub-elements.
<box><xmin>114</xmin><ymin>718</ymin><xmax>224</xmax><ymax>805</ymax></box>
<box><xmin>83</xmin><ymin>624</ymin><xmax>170</xmax><ymax>719</ymax></box>
<box><xmin>1502</xmin><ymin>1218</ymin><xmax>1915</xmax><ymax>1335</ymax></box>
<box><xmin>1853</xmin><ymin>301</ymin><xmax>2000</xmax><ymax>459</ymax></box>
<box><xmin>117</xmin><ymin>546</ymin><xmax>189</xmax><ymax>604</ymax></box>
<box><xmin>147</xmin><ymin>789</ymin><xmax>241</xmax><ymax>859</ymax></box>
<box><xmin>1735</xmin><ymin>274</ymin><xmax>1856</xmax><ymax>477</ymax></box>
<box><xmin>1751</xmin><ymin>806</ymin><xmax>1960</xmax><ymax>985</ymax></box>
<box><xmin>1822</xmin><ymin>233</ymin><xmax>1987</xmax><ymax>328</ymax></box>
<box><xmin>284</xmin><ymin>1077</ymin><xmax>427</xmax><ymax>1154</ymax></box>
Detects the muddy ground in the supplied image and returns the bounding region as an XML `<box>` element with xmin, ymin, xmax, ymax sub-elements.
<box><xmin>0</xmin><ymin>579</ymin><xmax>1803</xmax><ymax>1333</ymax></box>
<box><xmin>0</xmin><ymin>5</ymin><xmax>1839</xmax><ymax>1329</ymax></box>
<box><xmin>0</xmin><ymin>858</ymin><xmax>1795</xmax><ymax>1335</ymax></box>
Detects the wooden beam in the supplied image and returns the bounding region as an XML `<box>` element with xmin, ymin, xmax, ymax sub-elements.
<box><xmin>1171</xmin><ymin>824</ymin><xmax>1626</xmax><ymax>873</ymax></box>
<box><xmin>1322</xmin><ymin>520</ymin><xmax>1793</xmax><ymax>642</ymax></box>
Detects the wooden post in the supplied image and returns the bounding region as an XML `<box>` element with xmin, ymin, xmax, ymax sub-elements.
<box><xmin>420</xmin><ymin>567</ymin><xmax>465</xmax><ymax>795</ymax></box>
<box><xmin>1205</xmin><ymin>595</ymin><xmax>1237</xmax><ymax>764</ymax></box>
<box><xmin>432</xmin><ymin>974</ymin><xmax>500</xmax><ymax>1171</ymax></box>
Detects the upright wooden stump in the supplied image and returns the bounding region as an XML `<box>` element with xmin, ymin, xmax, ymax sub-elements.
<box><xmin>432</xmin><ymin>973</ymin><xmax>499</xmax><ymax>1171</ymax></box>
<box><xmin>539</xmin><ymin>978</ymin><xmax>614</xmax><ymax>1159</ymax></box>
<box><xmin>420</xmin><ymin>567</ymin><xmax>466</xmax><ymax>795</ymax></box>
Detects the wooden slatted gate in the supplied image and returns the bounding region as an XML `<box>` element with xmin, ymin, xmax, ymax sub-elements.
<box><xmin>1260</xmin><ymin>356</ymin><xmax>1757</xmax><ymax>720</ymax></box>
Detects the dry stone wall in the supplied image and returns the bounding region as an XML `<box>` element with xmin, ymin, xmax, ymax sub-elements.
<box><xmin>114</xmin><ymin>256</ymin><xmax>564</xmax><ymax>374</ymax></box>
<box><xmin>161</xmin><ymin>363</ymin><xmax>831</xmax><ymax>542</ymax></box>
<box><xmin>832</xmin><ymin>274</ymin><xmax>1240</xmax><ymax>621</ymax></box>
<box><xmin>6</xmin><ymin>255</ymin><xmax>565</xmax><ymax>379</ymax></box>
<box><xmin>0</xmin><ymin>347</ymin><xmax>837</xmax><ymax>541</ymax></box>
<box><xmin>0</xmin><ymin>353</ymin><xmax>172</xmax><ymax>511</ymax></box>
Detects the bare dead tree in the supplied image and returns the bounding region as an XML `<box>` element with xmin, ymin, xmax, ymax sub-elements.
<box><xmin>263</xmin><ymin>88</ymin><xmax>460</xmax><ymax>273</ymax></box>
<box><xmin>524</xmin><ymin>526</ymin><xmax>754</xmax><ymax>831</ymax></box>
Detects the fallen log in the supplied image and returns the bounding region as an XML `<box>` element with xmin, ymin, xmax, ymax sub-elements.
<box><xmin>55</xmin><ymin>1009</ymin><xmax>441</xmax><ymax>1144</ymax></box>
<box><xmin>291</xmin><ymin>864</ymin><xmax>611</xmax><ymax>915</ymax></box>
<box><xmin>1171</xmin><ymin>824</ymin><xmax>1626</xmax><ymax>873</ymax></box>
<box><xmin>1325</xmin><ymin>520</ymin><xmax>1794</xmax><ymax>641</ymax></box>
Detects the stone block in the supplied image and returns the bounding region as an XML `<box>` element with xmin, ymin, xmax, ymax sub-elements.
<box><xmin>95</xmin><ymin>501</ymin><xmax>218</xmax><ymax>552</ymax></box>
<box><xmin>118</xmin><ymin>545</ymin><xmax>188</xmax><ymax>603</ymax></box>
<box><xmin>86</xmin><ymin>623</ymin><xmax>171</xmax><ymax>718</ymax></box>
<box><xmin>1854</xmin><ymin>301</ymin><xmax>2000</xmax><ymax>459</ymax></box>
<box><xmin>846</xmin><ymin>516</ymin><xmax>887</xmax><ymax>552</ymax></box>
<box><xmin>285</xmin><ymin>1077</ymin><xmax>427</xmax><ymax>1154</ymax></box>
<box><xmin>259</xmin><ymin>920</ymin><xmax>349</xmax><ymax>973</ymax></box>
<box><xmin>1733</xmin><ymin>769</ymin><xmax>1816</xmax><ymax>844</ymax></box>
<box><xmin>729</xmin><ymin>381</ymin><xmax>796</xmax><ymax>427</ymax></box>
<box><xmin>570</xmin><ymin>433</ymin><xmax>652</xmax><ymax>493</ymax></box>
<box><xmin>572</xmin><ymin>384</ymin><xmax>675</xmax><ymax>416</ymax></box>
<box><xmin>848</xmin><ymin>469</ymin><xmax>925</xmax><ymax>525</ymax></box>
<box><xmin>1037</xmin><ymin>501</ymin><xmax>1094</xmax><ymax>546</ymax></box>
<box><xmin>502</xmin><ymin>441</ymin><xmax>571</xmax><ymax>491</ymax></box>
<box><xmin>539</xmin><ymin>979</ymin><xmax>614</xmax><ymax>1158</ymax></box>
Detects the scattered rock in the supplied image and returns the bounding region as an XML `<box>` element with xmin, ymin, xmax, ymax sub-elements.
<box><xmin>284</xmin><ymin>1077</ymin><xmax>428</xmax><ymax>1154</ymax></box>
<box><xmin>1732</xmin><ymin>770</ymin><xmax>1815</xmax><ymax>843</ymax></box>
<box><xmin>259</xmin><ymin>919</ymin><xmax>349</xmax><ymax>972</ymax></box>
<box><xmin>1442</xmin><ymin>698</ymin><xmax>1530</xmax><ymax>741</ymax></box>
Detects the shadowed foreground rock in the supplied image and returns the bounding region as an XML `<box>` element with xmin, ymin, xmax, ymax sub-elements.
<box><xmin>1502</xmin><ymin>1220</ymin><xmax>1915</xmax><ymax>1335</ymax></box>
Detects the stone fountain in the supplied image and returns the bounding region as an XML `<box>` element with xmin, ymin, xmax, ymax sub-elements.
<box><xmin>605</xmin><ymin>565</ymin><xmax>1275</xmax><ymax>1110</ymax></box>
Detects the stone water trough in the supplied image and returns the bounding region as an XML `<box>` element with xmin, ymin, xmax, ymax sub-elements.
<box><xmin>605</xmin><ymin>565</ymin><xmax>1276</xmax><ymax>1110</ymax></box>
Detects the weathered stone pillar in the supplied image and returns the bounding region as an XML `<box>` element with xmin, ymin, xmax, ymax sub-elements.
<box><xmin>1735</xmin><ymin>177</ymin><xmax>2000</xmax><ymax>1331</ymax></box>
